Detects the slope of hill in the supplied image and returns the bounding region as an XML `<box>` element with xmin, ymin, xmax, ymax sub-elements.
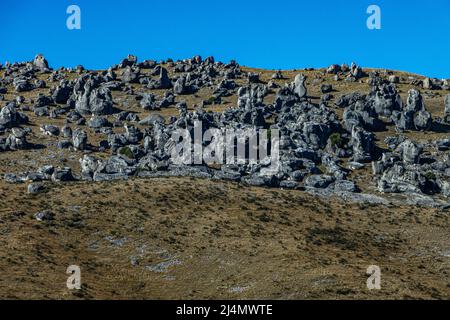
<box><xmin>0</xmin><ymin>55</ymin><xmax>449</xmax><ymax>299</ymax></box>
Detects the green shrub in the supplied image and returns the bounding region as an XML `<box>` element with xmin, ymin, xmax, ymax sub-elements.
<box><xmin>119</xmin><ymin>146</ymin><xmax>134</xmax><ymax>159</ymax></box>
<box><xmin>204</xmin><ymin>96</ymin><xmax>216</xmax><ymax>105</ymax></box>
<box><xmin>329</xmin><ymin>133</ymin><xmax>343</xmax><ymax>147</ymax></box>
<box><xmin>424</xmin><ymin>171</ymin><xmax>436</xmax><ymax>181</ymax></box>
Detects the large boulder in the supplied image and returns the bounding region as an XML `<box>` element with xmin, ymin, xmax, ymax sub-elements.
<box><xmin>247</xmin><ymin>72</ymin><xmax>260</xmax><ymax>83</ymax></box>
<box><xmin>399</xmin><ymin>140</ymin><xmax>422</xmax><ymax>165</ymax></box>
<box><xmin>413</xmin><ymin>110</ymin><xmax>432</xmax><ymax>131</ymax></box>
<box><xmin>89</xmin><ymin>87</ymin><xmax>113</xmax><ymax>115</ymax></box>
<box><xmin>326</xmin><ymin>64</ymin><xmax>341</xmax><ymax>74</ymax></box>
<box><xmin>140</xmin><ymin>93</ymin><xmax>157</xmax><ymax>110</ymax></box>
<box><xmin>120</xmin><ymin>54</ymin><xmax>138</xmax><ymax>68</ymax></box>
<box><xmin>274</xmin><ymin>86</ymin><xmax>298</xmax><ymax>110</ymax></box>
<box><xmin>173</xmin><ymin>75</ymin><xmax>190</xmax><ymax>95</ymax></box>
<box><xmin>147</xmin><ymin>67</ymin><xmax>172</xmax><ymax>89</ymax></box>
<box><xmin>377</xmin><ymin>164</ymin><xmax>423</xmax><ymax>193</ymax></box>
<box><xmin>0</xmin><ymin>103</ymin><xmax>28</xmax><ymax>128</ymax></box>
<box><xmin>13</xmin><ymin>78</ymin><xmax>33</xmax><ymax>92</ymax></box>
<box><xmin>52</xmin><ymin>80</ymin><xmax>73</xmax><ymax>104</ymax></box>
<box><xmin>350</xmin><ymin>62</ymin><xmax>363</xmax><ymax>79</ymax></box>
<box><xmin>139</xmin><ymin>114</ymin><xmax>165</xmax><ymax>126</ymax></box>
<box><xmin>302</xmin><ymin>122</ymin><xmax>331</xmax><ymax>149</ymax></box>
<box><xmin>87</xmin><ymin>115</ymin><xmax>111</xmax><ymax>129</ymax></box>
<box><xmin>5</xmin><ymin>128</ymin><xmax>29</xmax><ymax>150</ymax></box>
<box><xmin>124</xmin><ymin>124</ymin><xmax>142</xmax><ymax>144</ymax></box>
<box><xmin>391</xmin><ymin>110</ymin><xmax>414</xmax><ymax>131</ymax></box>
<box><xmin>40</xmin><ymin>124</ymin><xmax>60</xmax><ymax>136</ymax></box>
<box><xmin>406</xmin><ymin>89</ymin><xmax>424</xmax><ymax>112</ymax></box>
<box><xmin>75</xmin><ymin>86</ymin><xmax>114</xmax><ymax>115</ymax></box>
<box><xmin>33</xmin><ymin>54</ymin><xmax>49</xmax><ymax>71</ymax></box>
<box><xmin>96</xmin><ymin>155</ymin><xmax>136</xmax><ymax>175</ymax></box>
<box><xmin>80</xmin><ymin>155</ymin><xmax>101</xmax><ymax>180</ymax></box>
<box><xmin>72</xmin><ymin>129</ymin><xmax>88</xmax><ymax>150</ymax></box>
<box><xmin>294</xmin><ymin>74</ymin><xmax>307</xmax><ymax>98</ymax></box>
<box><xmin>28</xmin><ymin>183</ymin><xmax>45</xmax><ymax>194</ymax></box>
<box><xmin>369</xmin><ymin>83</ymin><xmax>403</xmax><ymax>116</ymax></box>
<box><xmin>392</xmin><ymin>89</ymin><xmax>432</xmax><ymax>132</ymax></box>
<box><xmin>51</xmin><ymin>167</ymin><xmax>74</xmax><ymax>182</ymax></box>
<box><xmin>350</xmin><ymin>126</ymin><xmax>375</xmax><ymax>162</ymax></box>
<box><xmin>343</xmin><ymin>98</ymin><xmax>383</xmax><ymax>132</ymax></box>
<box><xmin>122</xmin><ymin>66</ymin><xmax>140</xmax><ymax>83</ymax></box>
<box><xmin>423</xmin><ymin>77</ymin><xmax>433</xmax><ymax>90</ymax></box>
<box><xmin>333</xmin><ymin>180</ymin><xmax>358</xmax><ymax>193</ymax></box>
<box><xmin>271</xmin><ymin>70</ymin><xmax>284</xmax><ymax>79</ymax></box>
<box><xmin>237</xmin><ymin>85</ymin><xmax>266</xmax><ymax>110</ymax></box>
<box><xmin>305</xmin><ymin>174</ymin><xmax>335</xmax><ymax>188</ymax></box>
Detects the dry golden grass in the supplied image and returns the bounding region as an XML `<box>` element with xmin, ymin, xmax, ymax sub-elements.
<box><xmin>0</xmin><ymin>177</ymin><xmax>449</xmax><ymax>299</ymax></box>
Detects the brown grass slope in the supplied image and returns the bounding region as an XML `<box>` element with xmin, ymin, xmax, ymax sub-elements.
<box><xmin>0</xmin><ymin>177</ymin><xmax>449</xmax><ymax>299</ymax></box>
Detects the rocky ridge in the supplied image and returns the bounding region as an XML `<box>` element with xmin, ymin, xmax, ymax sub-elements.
<box><xmin>1</xmin><ymin>54</ymin><xmax>450</xmax><ymax>207</ymax></box>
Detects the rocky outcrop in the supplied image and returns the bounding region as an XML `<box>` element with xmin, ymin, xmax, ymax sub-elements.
<box><xmin>2</xmin><ymin>54</ymin><xmax>450</xmax><ymax>202</ymax></box>
<box><xmin>75</xmin><ymin>86</ymin><xmax>114</xmax><ymax>116</ymax></box>
<box><xmin>392</xmin><ymin>89</ymin><xmax>432</xmax><ymax>131</ymax></box>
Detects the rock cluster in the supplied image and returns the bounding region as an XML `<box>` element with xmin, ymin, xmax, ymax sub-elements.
<box><xmin>1</xmin><ymin>54</ymin><xmax>450</xmax><ymax>203</ymax></box>
<box><xmin>392</xmin><ymin>89</ymin><xmax>432</xmax><ymax>131</ymax></box>
<box><xmin>373</xmin><ymin>139</ymin><xmax>446</xmax><ymax>196</ymax></box>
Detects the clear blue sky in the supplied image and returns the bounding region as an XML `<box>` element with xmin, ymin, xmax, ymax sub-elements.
<box><xmin>1</xmin><ymin>0</ymin><xmax>449</xmax><ymax>78</ymax></box>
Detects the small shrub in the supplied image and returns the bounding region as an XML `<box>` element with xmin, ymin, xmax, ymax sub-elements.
<box><xmin>119</xmin><ymin>146</ymin><xmax>134</xmax><ymax>159</ymax></box>
<box><xmin>329</xmin><ymin>133</ymin><xmax>343</xmax><ymax>147</ymax></box>
<box><xmin>204</xmin><ymin>96</ymin><xmax>216</xmax><ymax>105</ymax></box>
<box><xmin>424</xmin><ymin>171</ymin><xmax>436</xmax><ymax>181</ymax></box>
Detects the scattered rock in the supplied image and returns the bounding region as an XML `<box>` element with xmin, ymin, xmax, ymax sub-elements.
<box><xmin>33</xmin><ymin>54</ymin><xmax>49</xmax><ymax>71</ymax></box>
<box><xmin>34</xmin><ymin>210</ymin><xmax>54</xmax><ymax>221</ymax></box>
<box><xmin>28</xmin><ymin>183</ymin><xmax>45</xmax><ymax>194</ymax></box>
<box><xmin>294</xmin><ymin>74</ymin><xmax>307</xmax><ymax>98</ymax></box>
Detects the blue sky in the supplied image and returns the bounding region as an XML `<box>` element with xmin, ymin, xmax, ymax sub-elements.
<box><xmin>1</xmin><ymin>0</ymin><xmax>449</xmax><ymax>78</ymax></box>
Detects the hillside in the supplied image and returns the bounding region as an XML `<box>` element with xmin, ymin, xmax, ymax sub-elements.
<box><xmin>0</xmin><ymin>55</ymin><xmax>449</xmax><ymax>299</ymax></box>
